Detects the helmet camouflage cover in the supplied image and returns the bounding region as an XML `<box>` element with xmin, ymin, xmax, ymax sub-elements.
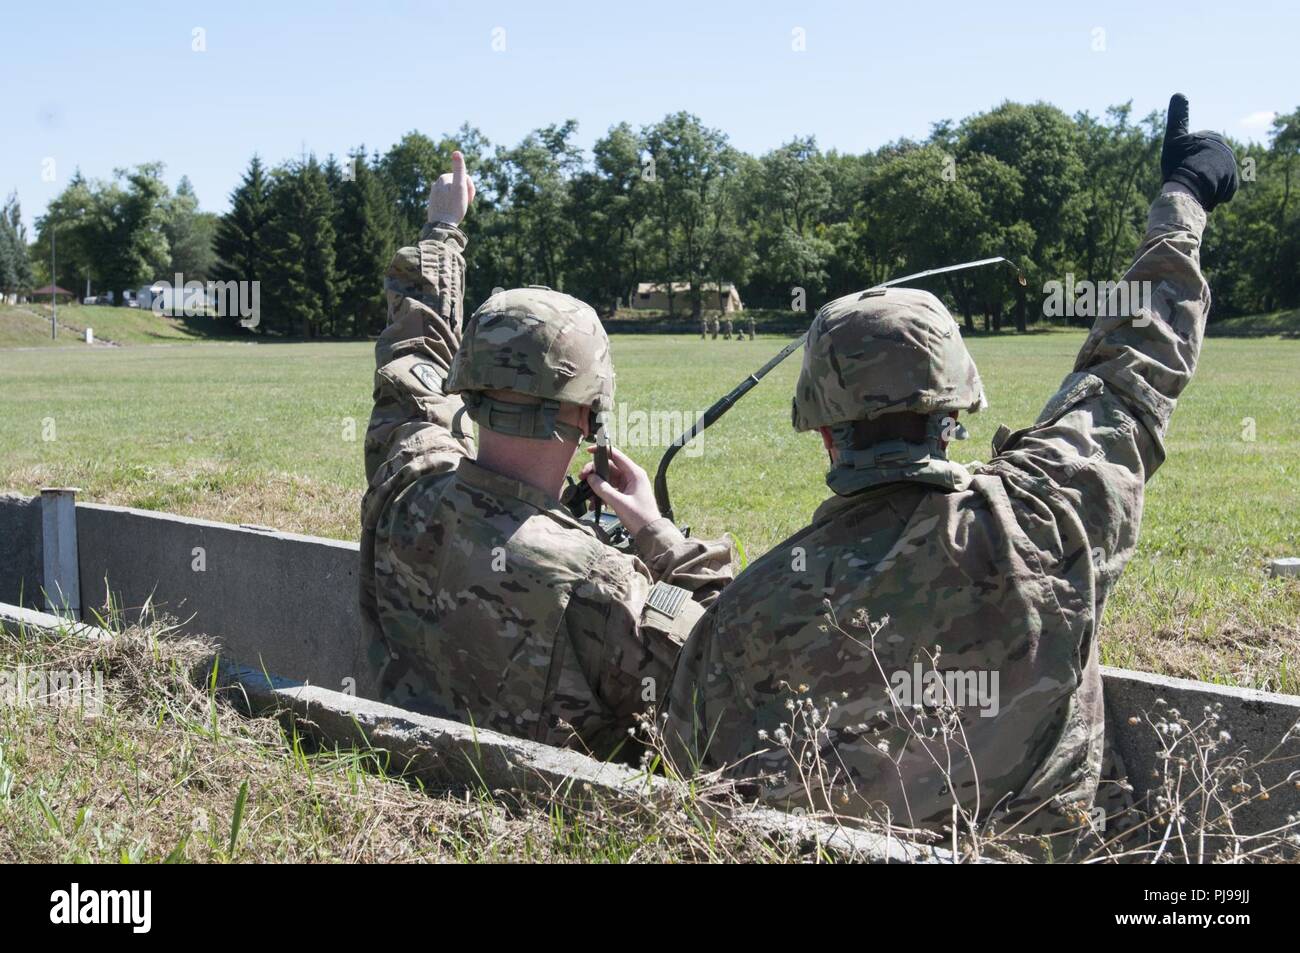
<box><xmin>792</xmin><ymin>287</ymin><xmax>986</xmax><ymax>432</ymax></box>
<box><xmin>447</xmin><ymin>286</ymin><xmax>615</xmax><ymax>440</ymax></box>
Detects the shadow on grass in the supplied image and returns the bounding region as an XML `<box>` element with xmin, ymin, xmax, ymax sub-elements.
<box><xmin>1205</xmin><ymin>309</ymin><xmax>1300</xmax><ymax>338</ymax></box>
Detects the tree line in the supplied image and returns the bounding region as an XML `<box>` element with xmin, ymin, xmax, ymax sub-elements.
<box><xmin>19</xmin><ymin>100</ymin><xmax>1300</xmax><ymax>335</ymax></box>
<box><xmin>0</xmin><ymin>193</ymin><xmax>35</xmax><ymax>297</ymax></box>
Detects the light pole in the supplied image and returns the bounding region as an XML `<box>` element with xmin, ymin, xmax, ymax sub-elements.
<box><xmin>50</xmin><ymin>225</ymin><xmax>57</xmax><ymax>339</ymax></box>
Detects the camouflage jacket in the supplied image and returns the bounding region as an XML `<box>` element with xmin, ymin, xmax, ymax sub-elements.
<box><xmin>664</xmin><ymin>189</ymin><xmax>1211</xmax><ymax>831</ymax></box>
<box><xmin>360</xmin><ymin>222</ymin><xmax>734</xmax><ymax>759</ymax></box>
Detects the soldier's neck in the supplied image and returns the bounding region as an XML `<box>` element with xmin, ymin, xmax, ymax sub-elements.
<box><xmin>476</xmin><ymin>432</ymin><xmax>576</xmax><ymax>500</ymax></box>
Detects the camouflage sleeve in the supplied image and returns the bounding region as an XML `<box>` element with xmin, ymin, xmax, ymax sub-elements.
<box><xmin>986</xmin><ymin>187</ymin><xmax>1209</xmax><ymax>595</ymax></box>
<box><xmin>555</xmin><ymin>522</ymin><xmax>733</xmax><ymax>730</ymax></box>
<box><xmin>660</xmin><ymin>600</ymin><xmax>730</xmax><ymax>770</ymax></box>
<box><xmin>361</xmin><ymin>223</ymin><xmax>476</xmax><ymax>535</ymax></box>
<box><xmin>630</xmin><ymin>517</ymin><xmax>735</xmax><ymax>608</ymax></box>
<box><xmin>564</xmin><ymin>549</ymin><xmax>681</xmax><ymax>729</ymax></box>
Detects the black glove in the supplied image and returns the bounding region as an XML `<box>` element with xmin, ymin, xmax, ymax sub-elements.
<box><xmin>1160</xmin><ymin>93</ymin><xmax>1239</xmax><ymax>211</ymax></box>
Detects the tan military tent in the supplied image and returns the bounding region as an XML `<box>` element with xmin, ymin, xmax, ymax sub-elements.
<box><xmin>631</xmin><ymin>281</ymin><xmax>743</xmax><ymax>314</ymax></box>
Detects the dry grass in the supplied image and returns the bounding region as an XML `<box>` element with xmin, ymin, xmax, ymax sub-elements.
<box><xmin>4</xmin><ymin>615</ymin><xmax>1297</xmax><ymax>863</ymax></box>
<box><xmin>638</xmin><ymin>609</ymin><xmax>1300</xmax><ymax>864</ymax></box>
<box><xmin>0</xmin><ymin>620</ymin><xmax>828</xmax><ymax>863</ymax></box>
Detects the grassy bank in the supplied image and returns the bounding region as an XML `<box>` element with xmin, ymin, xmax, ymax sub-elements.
<box><xmin>0</xmin><ymin>302</ymin><xmax>236</xmax><ymax>347</ymax></box>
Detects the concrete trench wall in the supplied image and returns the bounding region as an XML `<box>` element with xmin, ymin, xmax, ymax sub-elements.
<box><xmin>73</xmin><ymin>502</ymin><xmax>372</xmax><ymax>697</ymax></box>
<box><xmin>0</xmin><ymin>494</ymin><xmax>43</xmax><ymax>609</ymax></box>
<box><xmin>1</xmin><ymin>492</ymin><xmax>1297</xmax><ymax>836</ymax></box>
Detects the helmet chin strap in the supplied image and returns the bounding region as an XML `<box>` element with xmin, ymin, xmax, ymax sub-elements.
<box><xmin>825</xmin><ymin>413</ymin><xmax>972</xmax><ymax>496</ymax></box>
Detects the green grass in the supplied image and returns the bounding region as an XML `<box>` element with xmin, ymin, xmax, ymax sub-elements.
<box><xmin>0</xmin><ymin>304</ymin><xmax>82</xmax><ymax>348</ymax></box>
<box><xmin>1206</xmin><ymin>307</ymin><xmax>1300</xmax><ymax>337</ymax></box>
<box><xmin>1</xmin><ymin>329</ymin><xmax>1297</xmax><ymax>692</ymax></box>
<box><xmin>0</xmin><ymin>301</ymin><xmax>231</xmax><ymax>347</ymax></box>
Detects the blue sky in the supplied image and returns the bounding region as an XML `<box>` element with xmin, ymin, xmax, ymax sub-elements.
<box><xmin>4</xmin><ymin>0</ymin><xmax>1296</xmax><ymax>231</ymax></box>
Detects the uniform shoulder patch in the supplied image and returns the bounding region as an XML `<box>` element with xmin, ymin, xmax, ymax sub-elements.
<box><xmin>411</xmin><ymin>362</ymin><xmax>443</xmax><ymax>393</ymax></box>
<box><xmin>645</xmin><ymin>581</ymin><xmax>690</xmax><ymax>619</ymax></box>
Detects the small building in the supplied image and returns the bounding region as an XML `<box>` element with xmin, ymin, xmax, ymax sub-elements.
<box><xmin>632</xmin><ymin>281</ymin><xmax>743</xmax><ymax>314</ymax></box>
<box><xmin>27</xmin><ymin>284</ymin><xmax>77</xmax><ymax>303</ymax></box>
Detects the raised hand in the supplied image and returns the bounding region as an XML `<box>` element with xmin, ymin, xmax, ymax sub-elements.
<box><xmin>427</xmin><ymin>150</ymin><xmax>477</xmax><ymax>227</ymax></box>
<box><xmin>1160</xmin><ymin>93</ymin><xmax>1239</xmax><ymax>211</ymax></box>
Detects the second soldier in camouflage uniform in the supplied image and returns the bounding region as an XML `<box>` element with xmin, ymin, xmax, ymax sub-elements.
<box><xmin>362</xmin><ymin>152</ymin><xmax>735</xmax><ymax>759</ymax></box>
<box><xmin>664</xmin><ymin>94</ymin><xmax>1238</xmax><ymax>833</ymax></box>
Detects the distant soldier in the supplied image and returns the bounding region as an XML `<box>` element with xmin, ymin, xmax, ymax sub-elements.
<box><xmin>710</xmin><ymin>316</ymin><xmax>719</xmax><ymax>340</ymax></box>
<box><xmin>724</xmin><ymin>316</ymin><xmax>734</xmax><ymax>340</ymax></box>
<box><xmin>665</xmin><ymin>94</ymin><xmax>1238</xmax><ymax>834</ymax></box>
<box><xmin>700</xmin><ymin>315</ymin><xmax>707</xmax><ymax>339</ymax></box>
<box><xmin>747</xmin><ymin>315</ymin><xmax>756</xmax><ymax>340</ymax></box>
<box><xmin>362</xmin><ymin>152</ymin><xmax>735</xmax><ymax>759</ymax></box>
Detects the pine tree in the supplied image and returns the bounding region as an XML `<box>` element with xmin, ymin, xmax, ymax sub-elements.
<box><xmin>0</xmin><ymin>212</ymin><xmax>17</xmax><ymax>298</ymax></box>
<box><xmin>334</xmin><ymin>148</ymin><xmax>395</xmax><ymax>337</ymax></box>
<box><xmin>263</xmin><ymin>157</ymin><xmax>338</xmax><ymax>338</ymax></box>
<box><xmin>213</xmin><ymin>155</ymin><xmax>271</xmax><ymax>291</ymax></box>
<box><xmin>0</xmin><ymin>192</ymin><xmax>27</xmax><ymax>298</ymax></box>
<box><xmin>10</xmin><ymin>196</ymin><xmax>35</xmax><ymax>294</ymax></box>
<box><xmin>165</xmin><ymin>177</ymin><xmax>217</xmax><ymax>280</ymax></box>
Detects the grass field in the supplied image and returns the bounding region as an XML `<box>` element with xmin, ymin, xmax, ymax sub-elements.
<box><xmin>1</xmin><ymin>324</ymin><xmax>1298</xmax><ymax>692</ymax></box>
<box><xmin>0</xmin><ymin>301</ymin><xmax>229</xmax><ymax>347</ymax></box>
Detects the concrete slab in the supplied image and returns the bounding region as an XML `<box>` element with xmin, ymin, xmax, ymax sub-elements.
<box><xmin>1102</xmin><ymin>665</ymin><xmax>1300</xmax><ymax>834</ymax></box>
<box><xmin>0</xmin><ymin>601</ymin><xmax>113</xmax><ymax>643</ymax></box>
<box><xmin>217</xmin><ymin>662</ymin><xmax>959</xmax><ymax>863</ymax></box>
<box><xmin>1269</xmin><ymin>557</ymin><xmax>1300</xmax><ymax>578</ymax></box>
<box><xmin>72</xmin><ymin>502</ymin><xmax>372</xmax><ymax>696</ymax></box>
<box><xmin>0</xmin><ymin>493</ymin><xmax>43</xmax><ymax>609</ymax></box>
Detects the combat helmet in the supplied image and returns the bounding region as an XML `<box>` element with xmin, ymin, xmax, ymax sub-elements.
<box><xmin>447</xmin><ymin>286</ymin><xmax>614</xmax><ymax>441</ymax></box>
<box><xmin>792</xmin><ymin>287</ymin><xmax>986</xmax><ymax>495</ymax></box>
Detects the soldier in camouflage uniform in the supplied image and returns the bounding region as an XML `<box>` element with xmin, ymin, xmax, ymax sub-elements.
<box><xmin>362</xmin><ymin>152</ymin><xmax>735</xmax><ymax>759</ymax></box>
<box><xmin>664</xmin><ymin>95</ymin><xmax>1238</xmax><ymax>833</ymax></box>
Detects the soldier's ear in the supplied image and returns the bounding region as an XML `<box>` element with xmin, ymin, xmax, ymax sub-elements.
<box><xmin>819</xmin><ymin>426</ymin><xmax>837</xmax><ymax>465</ymax></box>
<box><xmin>558</xmin><ymin>401</ymin><xmax>588</xmax><ymax>429</ymax></box>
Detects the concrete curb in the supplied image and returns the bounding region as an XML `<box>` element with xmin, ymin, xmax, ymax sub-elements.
<box><xmin>1100</xmin><ymin>665</ymin><xmax>1300</xmax><ymax>834</ymax></box>
<box><xmin>215</xmin><ymin>662</ymin><xmax>960</xmax><ymax>863</ymax></box>
<box><xmin>0</xmin><ymin>601</ymin><xmax>114</xmax><ymax>643</ymax></box>
<box><xmin>215</xmin><ymin>662</ymin><xmax>665</xmax><ymax>801</ymax></box>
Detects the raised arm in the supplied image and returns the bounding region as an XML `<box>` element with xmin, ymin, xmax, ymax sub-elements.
<box><xmin>984</xmin><ymin>94</ymin><xmax>1237</xmax><ymax>596</ymax></box>
<box><xmin>362</xmin><ymin>153</ymin><xmax>477</xmax><ymax>522</ymax></box>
